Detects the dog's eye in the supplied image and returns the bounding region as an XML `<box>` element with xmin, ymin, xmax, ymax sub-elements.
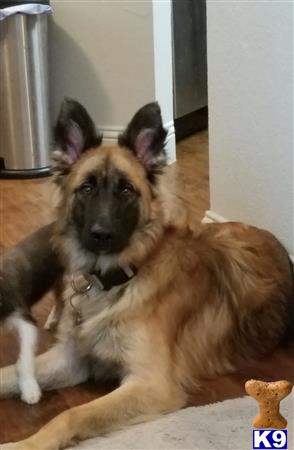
<box><xmin>119</xmin><ymin>183</ymin><xmax>134</xmax><ymax>197</ymax></box>
<box><xmin>80</xmin><ymin>183</ymin><xmax>93</xmax><ymax>194</ymax></box>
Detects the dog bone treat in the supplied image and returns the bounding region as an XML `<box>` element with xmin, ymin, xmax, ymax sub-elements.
<box><xmin>245</xmin><ymin>379</ymin><xmax>293</xmax><ymax>429</ymax></box>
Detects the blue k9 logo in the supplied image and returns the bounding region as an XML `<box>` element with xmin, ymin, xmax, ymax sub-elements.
<box><xmin>253</xmin><ymin>430</ymin><xmax>287</xmax><ymax>449</ymax></box>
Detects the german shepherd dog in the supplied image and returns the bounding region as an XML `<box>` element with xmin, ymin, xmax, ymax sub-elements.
<box><xmin>1</xmin><ymin>99</ymin><xmax>293</xmax><ymax>449</ymax></box>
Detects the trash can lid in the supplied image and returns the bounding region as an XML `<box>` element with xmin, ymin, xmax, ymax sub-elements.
<box><xmin>0</xmin><ymin>1</ymin><xmax>50</xmax><ymax>6</ymax></box>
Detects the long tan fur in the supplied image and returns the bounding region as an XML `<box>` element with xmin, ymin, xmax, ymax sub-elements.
<box><xmin>2</xmin><ymin>142</ymin><xmax>293</xmax><ymax>450</ymax></box>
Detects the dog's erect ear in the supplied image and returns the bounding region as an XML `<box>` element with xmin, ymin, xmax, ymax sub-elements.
<box><xmin>118</xmin><ymin>102</ymin><xmax>167</xmax><ymax>176</ymax></box>
<box><xmin>53</xmin><ymin>98</ymin><xmax>102</xmax><ymax>172</ymax></box>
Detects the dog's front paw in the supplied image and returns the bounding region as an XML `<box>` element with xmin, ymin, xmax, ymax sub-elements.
<box><xmin>20</xmin><ymin>378</ymin><xmax>41</xmax><ymax>404</ymax></box>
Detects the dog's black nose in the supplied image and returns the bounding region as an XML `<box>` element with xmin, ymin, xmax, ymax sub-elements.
<box><xmin>90</xmin><ymin>225</ymin><xmax>113</xmax><ymax>244</ymax></box>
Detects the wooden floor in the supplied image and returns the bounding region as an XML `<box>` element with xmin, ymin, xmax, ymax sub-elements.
<box><xmin>1</xmin><ymin>131</ymin><xmax>293</xmax><ymax>444</ymax></box>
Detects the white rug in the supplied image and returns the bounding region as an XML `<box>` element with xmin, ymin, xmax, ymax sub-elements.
<box><xmin>72</xmin><ymin>395</ymin><xmax>293</xmax><ymax>450</ymax></box>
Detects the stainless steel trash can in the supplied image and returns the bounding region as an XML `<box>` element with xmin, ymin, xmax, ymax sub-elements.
<box><xmin>0</xmin><ymin>1</ymin><xmax>52</xmax><ymax>178</ymax></box>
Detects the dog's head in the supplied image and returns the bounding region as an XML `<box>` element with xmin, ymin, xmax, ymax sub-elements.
<box><xmin>53</xmin><ymin>99</ymin><xmax>167</xmax><ymax>258</ymax></box>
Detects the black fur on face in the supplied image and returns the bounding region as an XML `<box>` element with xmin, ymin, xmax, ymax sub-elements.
<box><xmin>72</xmin><ymin>165</ymin><xmax>140</xmax><ymax>254</ymax></box>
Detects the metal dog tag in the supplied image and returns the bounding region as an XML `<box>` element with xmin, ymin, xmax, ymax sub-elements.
<box><xmin>69</xmin><ymin>274</ymin><xmax>94</xmax><ymax>325</ymax></box>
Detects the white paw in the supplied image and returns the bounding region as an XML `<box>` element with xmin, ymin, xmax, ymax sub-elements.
<box><xmin>20</xmin><ymin>378</ymin><xmax>41</xmax><ymax>404</ymax></box>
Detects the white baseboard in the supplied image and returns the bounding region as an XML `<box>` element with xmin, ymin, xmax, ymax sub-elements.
<box><xmin>164</xmin><ymin>120</ymin><xmax>176</xmax><ymax>164</ymax></box>
<box><xmin>99</xmin><ymin>120</ymin><xmax>176</xmax><ymax>164</ymax></box>
<box><xmin>201</xmin><ymin>209</ymin><xmax>228</xmax><ymax>224</ymax></box>
<box><xmin>100</xmin><ymin>125</ymin><xmax>124</xmax><ymax>144</ymax></box>
<box><xmin>202</xmin><ymin>210</ymin><xmax>294</xmax><ymax>263</ymax></box>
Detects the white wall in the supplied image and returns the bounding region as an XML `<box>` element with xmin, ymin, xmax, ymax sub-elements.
<box><xmin>206</xmin><ymin>0</ymin><xmax>294</xmax><ymax>255</ymax></box>
<box><xmin>49</xmin><ymin>0</ymin><xmax>175</xmax><ymax>161</ymax></box>
<box><xmin>152</xmin><ymin>0</ymin><xmax>175</xmax><ymax>161</ymax></box>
